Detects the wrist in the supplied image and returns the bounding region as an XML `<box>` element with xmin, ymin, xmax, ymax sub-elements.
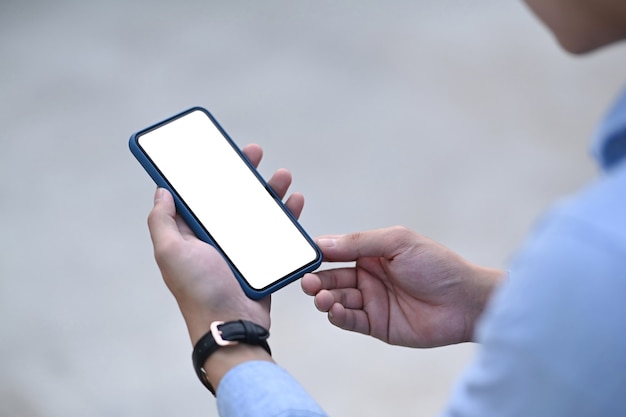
<box><xmin>180</xmin><ymin>308</ymin><xmax>253</xmax><ymax>346</ymax></box>
<box><xmin>464</xmin><ymin>265</ymin><xmax>505</xmax><ymax>342</ymax></box>
<box><xmin>176</xmin><ymin>300</ymin><xmax>271</xmax><ymax>346</ymax></box>
<box><xmin>191</xmin><ymin>320</ymin><xmax>273</xmax><ymax>394</ymax></box>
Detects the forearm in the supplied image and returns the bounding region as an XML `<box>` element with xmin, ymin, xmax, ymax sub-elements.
<box><xmin>182</xmin><ymin>322</ymin><xmax>327</xmax><ymax>417</ymax></box>
<box><xmin>184</xmin><ymin>317</ymin><xmax>327</xmax><ymax>416</ymax></box>
<box><xmin>178</xmin><ymin>306</ymin><xmax>274</xmax><ymax>392</ymax></box>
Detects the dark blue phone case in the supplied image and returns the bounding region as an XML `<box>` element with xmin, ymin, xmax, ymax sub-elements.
<box><xmin>128</xmin><ymin>106</ymin><xmax>322</xmax><ymax>300</ymax></box>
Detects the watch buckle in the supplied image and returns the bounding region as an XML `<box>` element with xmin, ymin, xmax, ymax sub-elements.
<box><xmin>210</xmin><ymin>321</ymin><xmax>239</xmax><ymax>347</ymax></box>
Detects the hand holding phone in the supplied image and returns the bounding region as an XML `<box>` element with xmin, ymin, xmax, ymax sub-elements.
<box><xmin>129</xmin><ymin>107</ymin><xmax>322</xmax><ymax>299</ymax></box>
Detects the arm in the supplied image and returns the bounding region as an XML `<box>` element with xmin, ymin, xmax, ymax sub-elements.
<box><xmin>441</xmin><ymin>207</ymin><xmax>626</xmax><ymax>416</ymax></box>
<box><xmin>147</xmin><ymin>144</ymin><xmax>327</xmax><ymax>416</ymax></box>
<box><xmin>148</xmin><ymin>181</ymin><xmax>273</xmax><ymax>389</ymax></box>
<box><xmin>302</xmin><ymin>226</ymin><xmax>504</xmax><ymax>347</ymax></box>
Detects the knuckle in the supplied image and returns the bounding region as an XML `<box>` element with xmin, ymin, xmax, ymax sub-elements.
<box><xmin>153</xmin><ymin>238</ymin><xmax>180</xmax><ymax>265</ymax></box>
<box><xmin>146</xmin><ymin>207</ymin><xmax>161</xmax><ymax>229</ymax></box>
<box><xmin>347</xmin><ymin>231</ymin><xmax>364</xmax><ymax>244</ymax></box>
<box><xmin>387</xmin><ymin>225</ymin><xmax>412</xmax><ymax>241</ymax></box>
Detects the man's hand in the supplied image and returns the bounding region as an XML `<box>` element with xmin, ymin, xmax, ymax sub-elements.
<box><xmin>302</xmin><ymin>226</ymin><xmax>503</xmax><ymax>347</ymax></box>
<box><xmin>147</xmin><ymin>144</ymin><xmax>304</xmax><ymax>392</ymax></box>
<box><xmin>147</xmin><ymin>144</ymin><xmax>304</xmax><ymax>344</ymax></box>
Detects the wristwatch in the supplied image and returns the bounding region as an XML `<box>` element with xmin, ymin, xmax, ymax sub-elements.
<box><xmin>192</xmin><ymin>320</ymin><xmax>271</xmax><ymax>394</ymax></box>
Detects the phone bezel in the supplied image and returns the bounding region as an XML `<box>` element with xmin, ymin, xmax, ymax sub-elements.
<box><xmin>129</xmin><ymin>107</ymin><xmax>322</xmax><ymax>299</ymax></box>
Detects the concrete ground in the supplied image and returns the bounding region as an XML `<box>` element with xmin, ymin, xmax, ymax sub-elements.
<box><xmin>1</xmin><ymin>1</ymin><xmax>625</xmax><ymax>416</ymax></box>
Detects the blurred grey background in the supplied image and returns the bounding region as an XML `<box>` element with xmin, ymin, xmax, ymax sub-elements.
<box><xmin>1</xmin><ymin>1</ymin><xmax>625</xmax><ymax>416</ymax></box>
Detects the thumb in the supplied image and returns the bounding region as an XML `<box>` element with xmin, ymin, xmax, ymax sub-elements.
<box><xmin>147</xmin><ymin>188</ymin><xmax>181</xmax><ymax>248</ymax></box>
<box><xmin>316</xmin><ymin>226</ymin><xmax>413</xmax><ymax>262</ymax></box>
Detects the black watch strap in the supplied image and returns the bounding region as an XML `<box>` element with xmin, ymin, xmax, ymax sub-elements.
<box><xmin>192</xmin><ymin>320</ymin><xmax>271</xmax><ymax>395</ymax></box>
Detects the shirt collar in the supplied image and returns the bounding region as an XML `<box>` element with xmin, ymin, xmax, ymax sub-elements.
<box><xmin>591</xmin><ymin>86</ymin><xmax>626</xmax><ymax>171</ymax></box>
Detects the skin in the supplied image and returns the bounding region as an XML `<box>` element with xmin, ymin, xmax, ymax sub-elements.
<box><xmin>523</xmin><ymin>0</ymin><xmax>626</xmax><ymax>53</ymax></box>
<box><xmin>148</xmin><ymin>147</ymin><xmax>503</xmax><ymax>391</ymax></box>
<box><xmin>147</xmin><ymin>144</ymin><xmax>301</xmax><ymax>388</ymax></box>
<box><xmin>146</xmin><ymin>0</ymin><xmax>626</xmax><ymax>394</ymax></box>
<box><xmin>301</xmin><ymin>229</ymin><xmax>503</xmax><ymax>348</ymax></box>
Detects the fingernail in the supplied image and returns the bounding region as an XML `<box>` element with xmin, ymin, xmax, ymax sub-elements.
<box><xmin>317</xmin><ymin>238</ymin><xmax>338</xmax><ymax>248</ymax></box>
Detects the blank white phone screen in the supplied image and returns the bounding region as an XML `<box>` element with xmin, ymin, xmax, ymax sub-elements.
<box><xmin>138</xmin><ymin>110</ymin><xmax>318</xmax><ymax>290</ymax></box>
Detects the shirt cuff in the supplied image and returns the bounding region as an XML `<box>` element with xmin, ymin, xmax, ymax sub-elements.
<box><xmin>217</xmin><ymin>361</ymin><xmax>327</xmax><ymax>417</ymax></box>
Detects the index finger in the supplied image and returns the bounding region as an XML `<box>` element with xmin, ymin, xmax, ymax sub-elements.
<box><xmin>316</xmin><ymin>227</ymin><xmax>414</xmax><ymax>262</ymax></box>
<box><xmin>241</xmin><ymin>143</ymin><xmax>263</xmax><ymax>168</ymax></box>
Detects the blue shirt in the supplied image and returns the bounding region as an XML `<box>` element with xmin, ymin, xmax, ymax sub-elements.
<box><xmin>217</xmin><ymin>89</ymin><xmax>626</xmax><ymax>417</ymax></box>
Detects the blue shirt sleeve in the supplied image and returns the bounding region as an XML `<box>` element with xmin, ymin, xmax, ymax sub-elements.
<box><xmin>217</xmin><ymin>361</ymin><xmax>328</xmax><ymax>417</ymax></box>
<box><xmin>439</xmin><ymin>165</ymin><xmax>626</xmax><ymax>416</ymax></box>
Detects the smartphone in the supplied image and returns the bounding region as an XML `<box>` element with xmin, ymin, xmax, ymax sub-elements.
<box><xmin>129</xmin><ymin>107</ymin><xmax>322</xmax><ymax>299</ymax></box>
